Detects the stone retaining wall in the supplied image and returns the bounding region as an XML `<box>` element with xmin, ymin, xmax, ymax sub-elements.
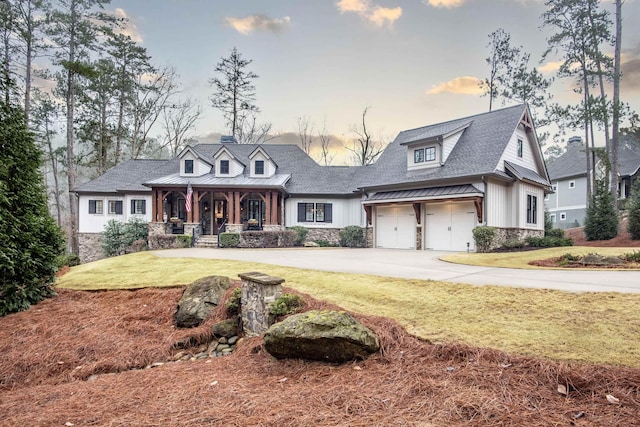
<box><xmin>305</xmin><ymin>228</ymin><xmax>341</xmax><ymax>245</ymax></box>
<box><xmin>78</xmin><ymin>233</ymin><xmax>106</xmax><ymax>263</ymax></box>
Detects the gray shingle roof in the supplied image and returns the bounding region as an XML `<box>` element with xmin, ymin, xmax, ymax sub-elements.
<box><xmin>362</xmin><ymin>104</ymin><xmax>533</xmax><ymax>189</ymax></box>
<box><xmin>73</xmin><ymin>159</ymin><xmax>175</xmax><ymax>193</ymax></box>
<box><xmin>504</xmin><ymin>161</ymin><xmax>551</xmax><ymax>187</ymax></box>
<box><xmin>547</xmin><ymin>136</ymin><xmax>640</xmax><ymax>181</ymax></box>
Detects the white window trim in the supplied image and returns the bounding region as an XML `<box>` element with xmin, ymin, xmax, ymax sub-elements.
<box><xmin>569</xmin><ymin>181</ymin><xmax>575</xmax><ymax>189</ymax></box>
<box><xmin>560</xmin><ymin>212</ymin><xmax>567</xmax><ymax>221</ymax></box>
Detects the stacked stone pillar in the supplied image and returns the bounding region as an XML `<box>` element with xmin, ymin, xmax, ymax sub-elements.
<box><xmin>239</xmin><ymin>272</ymin><xmax>285</xmax><ymax>337</ymax></box>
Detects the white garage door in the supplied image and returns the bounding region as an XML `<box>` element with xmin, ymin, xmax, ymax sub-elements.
<box><xmin>425</xmin><ymin>202</ymin><xmax>476</xmax><ymax>251</ymax></box>
<box><xmin>376</xmin><ymin>205</ymin><xmax>415</xmax><ymax>249</ymax></box>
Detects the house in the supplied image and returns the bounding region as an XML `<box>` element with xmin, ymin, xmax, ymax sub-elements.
<box><xmin>545</xmin><ymin>135</ymin><xmax>640</xmax><ymax>229</ymax></box>
<box><xmin>73</xmin><ymin>103</ymin><xmax>551</xmax><ymax>261</ymax></box>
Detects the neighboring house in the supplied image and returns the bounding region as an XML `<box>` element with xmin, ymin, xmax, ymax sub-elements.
<box><xmin>545</xmin><ymin>135</ymin><xmax>640</xmax><ymax>229</ymax></box>
<box><xmin>74</xmin><ymin>103</ymin><xmax>551</xmax><ymax>261</ymax></box>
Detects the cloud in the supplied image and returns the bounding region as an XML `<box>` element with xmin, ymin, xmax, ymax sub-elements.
<box><xmin>336</xmin><ymin>0</ymin><xmax>402</xmax><ymax>28</ymax></box>
<box><xmin>426</xmin><ymin>76</ymin><xmax>483</xmax><ymax>95</ymax></box>
<box><xmin>425</xmin><ymin>0</ymin><xmax>466</xmax><ymax>8</ymax></box>
<box><xmin>225</xmin><ymin>15</ymin><xmax>291</xmax><ymax>35</ymax></box>
<box><xmin>369</xmin><ymin>7</ymin><xmax>402</xmax><ymax>27</ymax></box>
<box><xmin>538</xmin><ymin>61</ymin><xmax>562</xmax><ymax>75</ymax></box>
<box><xmin>621</xmin><ymin>44</ymin><xmax>640</xmax><ymax>92</ymax></box>
<box><xmin>336</xmin><ymin>0</ymin><xmax>370</xmax><ymax>13</ymax></box>
<box><xmin>113</xmin><ymin>8</ymin><xmax>143</xmax><ymax>43</ymax></box>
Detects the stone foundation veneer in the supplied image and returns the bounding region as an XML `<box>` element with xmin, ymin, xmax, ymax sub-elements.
<box><xmin>239</xmin><ymin>272</ymin><xmax>285</xmax><ymax>337</ymax></box>
<box><xmin>305</xmin><ymin>228</ymin><xmax>341</xmax><ymax>245</ymax></box>
<box><xmin>492</xmin><ymin>227</ymin><xmax>544</xmax><ymax>251</ymax></box>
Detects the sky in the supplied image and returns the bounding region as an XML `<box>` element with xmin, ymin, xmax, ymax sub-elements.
<box><xmin>107</xmin><ymin>0</ymin><xmax>640</xmax><ymax>163</ymax></box>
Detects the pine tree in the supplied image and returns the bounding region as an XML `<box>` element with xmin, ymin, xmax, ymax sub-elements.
<box><xmin>0</xmin><ymin>101</ymin><xmax>64</xmax><ymax>316</ymax></box>
<box><xmin>627</xmin><ymin>178</ymin><xmax>640</xmax><ymax>240</ymax></box>
<box><xmin>584</xmin><ymin>179</ymin><xmax>618</xmax><ymax>240</ymax></box>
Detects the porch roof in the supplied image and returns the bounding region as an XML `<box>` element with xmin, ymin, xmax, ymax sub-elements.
<box><xmin>363</xmin><ymin>184</ymin><xmax>483</xmax><ymax>204</ymax></box>
<box><xmin>143</xmin><ymin>172</ymin><xmax>291</xmax><ymax>189</ymax></box>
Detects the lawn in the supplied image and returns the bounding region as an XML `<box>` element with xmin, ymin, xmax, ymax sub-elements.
<box><xmin>57</xmin><ymin>251</ymin><xmax>640</xmax><ymax>368</ymax></box>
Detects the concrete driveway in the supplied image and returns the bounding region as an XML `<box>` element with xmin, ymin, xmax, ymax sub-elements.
<box><xmin>152</xmin><ymin>247</ymin><xmax>640</xmax><ymax>294</ymax></box>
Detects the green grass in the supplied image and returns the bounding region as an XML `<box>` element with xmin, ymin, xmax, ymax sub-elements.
<box><xmin>57</xmin><ymin>251</ymin><xmax>640</xmax><ymax>368</ymax></box>
<box><xmin>441</xmin><ymin>246</ymin><xmax>638</xmax><ymax>269</ymax></box>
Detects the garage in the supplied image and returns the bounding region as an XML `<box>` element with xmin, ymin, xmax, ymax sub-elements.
<box><xmin>375</xmin><ymin>205</ymin><xmax>416</xmax><ymax>249</ymax></box>
<box><xmin>425</xmin><ymin>202</ymin><xmax>476</xmax><ymax>251</ymax></box>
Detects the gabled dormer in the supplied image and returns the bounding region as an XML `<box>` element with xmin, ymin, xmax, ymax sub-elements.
<box><xmin>177</xmin><ymin>146</ymin><xmax>213</xmax><ymax>177</ymax></box>
<box><xmin>213</xmin><ymin>146</ymin><xmax>245</xmax><ymax>177</ymax></box>
<box><xmin>402</xmin><ymin>121</ymin><xmax>471</xmax><ymax>171</ymax></box>
<box><xmin>248</xmin><ymin>146</ymin><xmax>277</xmax><ymax>178</ymax></box>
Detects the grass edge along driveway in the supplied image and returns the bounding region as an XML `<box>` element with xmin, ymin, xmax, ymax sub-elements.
<box><xmin>57</xmin><ymin>251</ymin><xmax>640</xmax><ymax>368</ymax></box>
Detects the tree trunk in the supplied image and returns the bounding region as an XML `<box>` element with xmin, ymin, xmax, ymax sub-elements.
<box><xmin>66</xmin><ymin>6</ymin><xmax>78</xmax><ymax>255</ymax></box>
<box><xmin>611</xmin><ymin>0</ymin><xmax>622</xmax><ymax>209</ymax></box>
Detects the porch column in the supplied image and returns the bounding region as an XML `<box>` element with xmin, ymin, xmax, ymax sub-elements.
<box><xmin>271</xmin><ymin>191</ymin><xmax>278</xmax><ymax>225</ymax></box>
<box><xmin>234</xmin><ymin>191</ymin><xmax>241</xmax><ymax>223</ymax></box>
<box><xmin>192</xmin><ymin>190</ymin><xmax>200</xmax><ymax>224</ymax></box>
<box><xmin>264</xmin><ymin>192</ymin><xmax>272</xmax><ymax>225</ymax></box>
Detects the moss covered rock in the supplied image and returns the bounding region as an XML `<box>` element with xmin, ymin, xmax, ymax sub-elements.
<box><xmin>175</xmin><ymin>276</ymin><xmax>230</xmax><ymax>328</ymax></box>
<box><xmin>263</xmin><ymin>310</ymin><xmax>379</xmax><ymax>363</ymax></box>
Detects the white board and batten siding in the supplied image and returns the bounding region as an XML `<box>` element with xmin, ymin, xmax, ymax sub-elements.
<box><xmin>424</xmin><ymin>202</ymin><xmax>476</xmax><ymax>251</ymax></box>
<box><xmin>517</xmin><ymin>181</ymin><xmax>545</xmax><ymax>230</ymax></box>
<box><xmin>497</xmin><ymin>125</ymin><xmax>539</xmax><ymax>174</ymax></box>
<box><xmin>285</xmin><ymin>197</ymin><xmax>365</xmax><ymax>228</ymax></box>
<box><xmin>486</xmin><ymin>179</ymin><xmax>511</xmax><ymax>228</ymax></box>
<box><xmin>78</xmin><ymin>193</ymin><xmax>153</xmax><ymax>233</ymax></box>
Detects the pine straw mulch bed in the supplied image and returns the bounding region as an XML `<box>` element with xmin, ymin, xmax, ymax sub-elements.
<box><xmin>1</xmin><ymin>286</ymin><xmax>639</xmax><ymax>427</ymax></box>
<box><xmin>529</xmin><ymin>257</ymin><xmax>640</xmax><ymax>269</ymax></box>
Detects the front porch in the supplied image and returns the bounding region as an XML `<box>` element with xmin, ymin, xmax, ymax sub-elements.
<box><xmin>149</xmin><ymin>187</ymin><xmax>285</xmax><ymax>238</ymax></box>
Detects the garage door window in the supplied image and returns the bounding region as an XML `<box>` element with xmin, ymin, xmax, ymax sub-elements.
<box><xmin>297</xmin><ymin>203</ymin><xmax>332</xmax><ymax>223</ymax></box>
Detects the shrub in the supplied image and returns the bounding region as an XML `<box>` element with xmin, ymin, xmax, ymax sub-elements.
<box><xmin>525</xmin><ymin>236</ymin><xmax>573</xmax><ymax>248</ymax></box>
<box><xmin>238</xmin><ymin>230</ymin><xmax>297</xmax><ymax>248</ymax></box>
<box><xmin>125</xmin><ymin>217</ymin><xmax>148</xmax><ymax>243</ymax></box>
<box><xmin>61</xmin><ymin>253</ymin><xmax>81</xmax><ymax>267</ymax></box>
<box><xmin>219</xmin><ymin>232</ymin><xmax>240</xmax><ymax>248</ymax></box>
<box><xmin>102</xmin><ymin>218</ymin><xmax>150</xmax><ymax>257</ymax></box>
<box><xmin>269</xmin><ymin>293</ymin><xmax>304</xmax><ymax>317</ymax></box>
<box><xmin>315</xmin><ymin>239</ymin><xmax>338</xmax><ymax>247</ymax></box>
<box><xmin>544</xmin><ymin>210</ymin><xmax>553</xmax><ymax>234</ymax></box>
<box><xmin>288</xmin><ymin>226</ymin><xmax>309</xmax><ymax>246</ymax></box>
<box><xmin>472</xmin><ymin>226</ymin><xmax>496</xmax><ymax>253</ymax></box>
<box><xmin>623</xmin><ymin>251</ymin><xmax>640</xmax><ymax>263</ymax></box>
<box><xmin>226</xmin><ymin>288</ymin><xmax>242</xmax><ymax>316</ymax></box>
<box><xmin>584</xmin><ymin>179</ymin><xmax>618</xmax><ymax>241</ymax></box>
<box><xmin>502</xmin><ymin>239</ymin><xmax>525</xmax><ymax>249</ymax></box>
<box><xmin>545</xmin><ymin>228</ymin><xmax>565</xmax><ymax>238</ymax></box>
<box><xmin>176</xmin><ymin>235</ymin><xmax>193</xmax><ymax>248</ymax></box>
<box><xmin>627</xmin><ymin>178</ymin><xmax>640</xmax><ymax>240</ymax></box>
<box><xmin>339</xmin><ymin>225</ymin><xmax>367</xmax><ymax>248</ymax></box>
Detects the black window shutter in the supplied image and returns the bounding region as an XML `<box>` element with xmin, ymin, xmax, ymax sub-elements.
<box><xmin>297</xmin><ymin>203</ymin><xmax>306</xmax><ymax>222</ymax></box>
<box><xmin>116</xmin><ymin>201</ymin><xmax>123</xmax><ymax>215</ymax></box>
<box><xmin>89</xmin><ymin>200</ymin><xmax>96</xmax><ymax>214</ymax></box>
<box><xmin>324</xmin><ymin>204</ymin><xmax>332</xmax><ymax>223</ymax></box>
<box><xmin>131</xmin><ymin>200</ymin><xmax>135</xmax><ymax>214</ymax></box>
<box><xmin>141</xmin><ymin>200</ymin><xmax>146</xmax><ymax>215</ymax></box>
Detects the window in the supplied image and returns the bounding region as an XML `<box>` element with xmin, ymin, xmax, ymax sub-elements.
<box><xmin>552</xmin><ymin>184</ymin><xmax>557</xmax><ymax>192</ymax></box>
<box><xmin>560</xmin><ymin>212</ymin><xmax>567</xmax><ymax>221</ymax></box>
<box><xmin>425</xmin><ymin>146</ymin><xmax>436</xmax><ymax>162</ymax></box>
<box><xmin>255</xmin><ymin>160</ymin><xmax>264</xmax><ymax>175</ymax></box>
<box><xmin>297</xmin><ymin>203</ymin><xmax>333</xmax><ymax>223</ymax></box>
<box><xmin>108</xmin><ymin>200</ymin><xmax>123</xmax><ymax>215</ymax></box>
<box><xmin>517</xmin><ymin>139</ymin><xmax>523</xmax><ymax>158</ymax></box>
<box><xmin>89</xmin><ymin>199</ymin><xmax>103</xmax><ymax>214</ymax></box>
<box><xmin>550</xmin><ymin>213</ymin><xmax>556</xmax><ymax>223</ymax></box>
<box><xmin>220</xmin><ymin>160</ymin><xmax>229</xmax><ymax>174</ymax></box>
<box><xmin>569</xmin><ymin>181</ymin><xmax>575</xmax><ymax>189</ymax></box>
<box><xmin>526</xmin><ymin>194</ymin><xmax>537</xmax><ymax>224</ymax></box>
<box><xmin>544</xmin><ymin>194</ymin><xmax>549</xmax><ymax>201</ymax></box>
<box><xmin>184</xmin><ymin>159</ymin><xmax>194</xmax><ymax>174</ymax></box>
<box><xmin>131</xmin><ymin>199</ymin><xmax>146</xmax><ymax>215</ymax></box>
<box><xmin>414</xmin><ymin>149</ymin><xmax>424</xmax><ymax>163</ymax></box>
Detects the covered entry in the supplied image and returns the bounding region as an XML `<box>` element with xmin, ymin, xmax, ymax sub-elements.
<box><xmin>375</xmin><ymin>205</ymin><xmax>416</xmax><ymax>249</ymax></box>
<box><xmin>425</xmin><ymin>202</ymin><xmax>476</xmax><ymax>251</ymax></box>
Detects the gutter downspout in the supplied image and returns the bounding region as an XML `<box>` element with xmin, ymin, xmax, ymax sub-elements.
<box><xmin>481</xmin><ymin>176</ymin><xmax>487</xmax><ymax>225</ymax></box>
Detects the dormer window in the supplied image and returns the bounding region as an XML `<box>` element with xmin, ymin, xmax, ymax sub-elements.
<box><xmin>414</xmin><ymin>149</ymin><xmax>424</xmax><ymax>163</ymax></box>
<box><xmin>220</xmin><ymin>160</ymin><xmax>229</xmax><ymax>174</ymax></box>
<box><xmin>184</xmin><ymin>159</ymin><xmax>194</xmax><ymax>174</ymax></box>
<box><xmin>255</xmin><ymin>160</ymin><xmax>264</xmax><ymax>175</ymax></box>
<box><xmin>425</xmin><ymin>147</ymin><xmax>436</xmax><ymax>162</ymax></box>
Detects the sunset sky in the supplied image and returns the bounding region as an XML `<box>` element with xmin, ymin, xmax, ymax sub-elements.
<box><xmin>108</xmin><ymin>0</ymin><xmax>640</xmax><ymax>161</ymax></box>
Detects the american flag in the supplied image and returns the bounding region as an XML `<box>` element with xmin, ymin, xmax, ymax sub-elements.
<box><xmin>185</xmin><ymin>183</ymin><xmax>193</xmax><ymax>213</ymax></box>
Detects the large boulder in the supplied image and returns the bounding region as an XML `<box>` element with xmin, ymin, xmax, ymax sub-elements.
<box><xmin>264</xmin><ymin>310</ymin><xmax>380</xmax><ymax>363</ymax></box>
<box><xmin>211</xmin><ymin>317</ymin><xmax>241</xmax><ymax>338</ymax></box>
<box><xmin>175</xmin><ymin>276</ymin><xmax>230</xmax><ymax>328</ymax></box>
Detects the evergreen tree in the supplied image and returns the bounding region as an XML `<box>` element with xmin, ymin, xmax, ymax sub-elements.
<box><xmin>627</xmin><ymin>178</ymin><xmax>640</xmax><ymax>240</ymax></box>
<box><xmin>0</xmin><ymin>101</ymin><xmax>64</xmax><ymax>316</ymax></box>
<box><xmin>584</xmin><ymin>179</ymin><xmax>618</xmax><ymax>240</ymax></box>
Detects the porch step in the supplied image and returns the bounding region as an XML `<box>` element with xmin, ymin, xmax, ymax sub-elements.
<box><xmin>195</xmin><ymin>235</ymin><xmax>218</xmax><ymax>248</ymax></box>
